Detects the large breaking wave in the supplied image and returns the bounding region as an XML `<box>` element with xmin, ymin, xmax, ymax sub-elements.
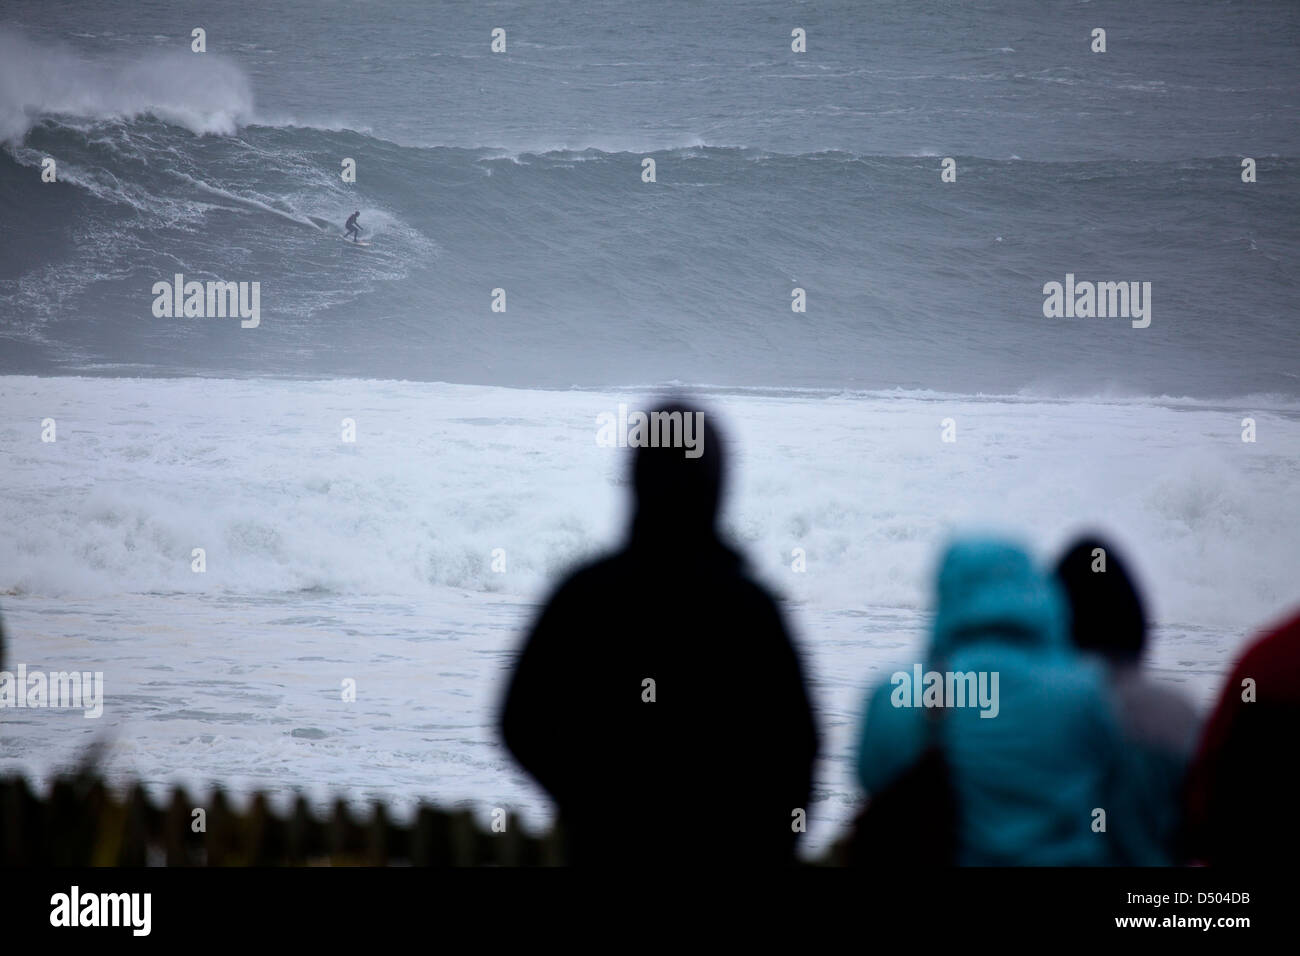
<box><xmin>2</xmin><ymin>27</ymin><xmax>1298</xmax><ymax>398</ymax></box>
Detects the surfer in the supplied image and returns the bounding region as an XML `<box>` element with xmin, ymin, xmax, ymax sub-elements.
<box><xmin>344</xmin><ymin>210</ymin><xmax>361</xmax><ymax>242</ymax></box>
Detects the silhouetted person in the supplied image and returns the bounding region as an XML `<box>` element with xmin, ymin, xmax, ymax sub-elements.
<box><xmin>856</xmin><ymin>536</ymin><xmax>1137</xmax><ymax>865</ymax></box>
<box><xmin>500</xmin><ymin>401</ymin><xmax>818</xmax><ymax>865</ymax></box>
<box><xmin>1055</xmin><ymin>536</ymin><xmax>1199</xmax><ymax>864</ymax></box>
<box><xmin>1184</xmin><ymin>609</ymin><xmax>1300</xmax><ymax>865</ymax></box>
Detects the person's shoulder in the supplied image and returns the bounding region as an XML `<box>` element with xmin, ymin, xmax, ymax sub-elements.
<box><xmin>541</xmin><ymin>551</ymin><xmax>626</xmax><ymax>601</ymax></box>
<box><xmin>1115</xmin><ymin>667</ymin><xmax>1196</xmax><ymax>709</ymax></box>
<box><xmin>1018</xmin><ymin>649</ymin><xmax>1116</xmax><ymax>713</ymax></box>
<box><xmin>731</xmin><ymin>564</ymin><xmax>779</xmax><ymax>601</ymax></box>
<box><xmin>1234</xmin><ymin>611</ymin><xmax>1300</xmax><ymax>675</ymax></box>
<box><xmin>1111</xmin><ymin>668</ymin><xmax>1200</xmax><ymax>750</ymax></box>
<box><xmin>728</xmin><ymin>568</ymin><xmax>796</xmax><ymax>629</ymax></box>
<box><xmin>524</xmin><ymin>555</ymin><xmax>624</xmax><ymax>644</ymax></box>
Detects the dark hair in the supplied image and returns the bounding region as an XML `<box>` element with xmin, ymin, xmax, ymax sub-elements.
<box><xmin>631</xmin><ymin>400</ymin><xmax>725</xmax><ymax>535</ymax></box>
<box><xmin>1054</xmin><ymin>535</ymin><xmax>1147</xmax><ymax>662</ymax></box>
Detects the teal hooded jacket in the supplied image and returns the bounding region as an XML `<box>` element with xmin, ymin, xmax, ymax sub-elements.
<box><xmin>856</xmin><ymin>537</ymin><xmax>1137</xmax><ymax>865</ymax></box>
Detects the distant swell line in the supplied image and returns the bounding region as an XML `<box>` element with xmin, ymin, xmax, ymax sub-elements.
<box><xmin>12</xmin><ymin>113</ymin><xmax>1291</xmax><ymax>169</ymax></box>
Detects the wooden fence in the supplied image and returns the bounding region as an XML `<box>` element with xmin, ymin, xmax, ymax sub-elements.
<box><xmin>0</xmin><ymin>772</ymin><xmax>568</xmax><ymax>866</ymax></box>
<box><xmin>1</xmin><ymin>772</ymin><xmax>859</xmax><ymax>865</ymax></box>
<box><xmin>1</xmin><ymin>772</ymin><xmax>854</xmax><ymax>865</ymax></box>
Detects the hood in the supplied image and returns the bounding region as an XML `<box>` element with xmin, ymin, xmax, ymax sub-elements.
<box><xmin>628</xmin><ymin>399</ymin><xmax>724</xmax><ymax>544</ymax></box>
<box><xmin>1054</xmin><ymin>534</ymin><xmax>1147</xmax><ymax>662</ymax></box>
<box><xmin>929</xmin><ymin>535</ymin><xmax>1067</xmax><ymax>663</ymax></box>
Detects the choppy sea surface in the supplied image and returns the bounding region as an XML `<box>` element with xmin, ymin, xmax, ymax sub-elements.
<box><xmin>2</xmin><ymin>0</ymin><xmax>1298</xmax><ymax>856</ymax></box>
<box><xmin>2</xmin><ymin>377</ymin><xmax>1296</xmax><ymax>853</ymax></box>
<box><xmin>2</xmin><ymin>1</ymin><xmax>1298</xmax><ymax>396</ymax></box>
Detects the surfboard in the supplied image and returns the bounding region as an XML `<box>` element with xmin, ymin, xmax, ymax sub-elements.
<box><xmin>342</xmin><ymin>238</ymin><xmax>371</xmax><ymax>247</ymax></box>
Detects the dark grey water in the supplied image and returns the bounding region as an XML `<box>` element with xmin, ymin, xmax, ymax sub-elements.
<box><xmin>2</xmin><ymin>0</ymin><xmax>1298</xmax><ymax>396</ymax></box>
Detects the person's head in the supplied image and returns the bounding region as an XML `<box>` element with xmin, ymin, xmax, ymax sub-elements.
<box><xmin>630</xmin><ymin>399</ymin><xmax>725</xmax><ymax>540</ymax></box>
<box><xmin>930</xmin><ymin>535</ymin><xmax>1066</xmax><ymax>662</ymax></box>
<box><xmin>1054</xmin><ymin>534</ymin><xmax>1147</xmax><ymax>663</ymax></box>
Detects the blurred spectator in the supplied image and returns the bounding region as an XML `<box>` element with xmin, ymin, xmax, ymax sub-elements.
<box><xmin>1185</xmin><ymin>610</ymin><xmax>1300</xmax><ymax>865</ymax></box>
<box><xmin>500</xmin><ymin>401</ymin><xmax>818</xmax><ymax>864</ymax></box>
<box><xmin>1056</xmin><ymin>535</ymin><xmax>1199</xmax><ymax>864</ymax></box>
<box><xmin>856</xmin><ymin>536</ymin><xmax>1134</xmax><ymax>865</ymax></box>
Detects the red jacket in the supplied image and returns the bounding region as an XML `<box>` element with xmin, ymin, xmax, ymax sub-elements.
<box><xmin>1184</xmin><ymin>610</ymin><xmax>1300</xmax><ymax>865</ymax></box>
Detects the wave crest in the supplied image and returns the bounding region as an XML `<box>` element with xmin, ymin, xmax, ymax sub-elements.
<box><xmin>0</xmin><ymin>27</ymin><xmax>254</xmax><ymax>144</ymax></box>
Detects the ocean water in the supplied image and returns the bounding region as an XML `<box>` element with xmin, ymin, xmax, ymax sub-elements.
<box><xmin>2</xmin><ymin>1</ymin><xmax>1299</xmax><ymax>394</ymax></box>
<box><xmin>1</xmin><ymin>0</ymin><xmax>1298</xmax><ymax>857</ymax></box>
<box><xmin>2</xmin><ymin>377</ymin><xmax>1298</xmax><ymax>853</ymax></box>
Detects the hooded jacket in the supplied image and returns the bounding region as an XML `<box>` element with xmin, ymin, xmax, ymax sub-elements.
<box><xmin>500</xmin><ymin>403</ymin><xmax>818</xmax><ymax>865</ymax></box>
<box><xmin>856</xmin><ymin>537</ymin><xmax>1131</xmax><ymax>865</ymax></box>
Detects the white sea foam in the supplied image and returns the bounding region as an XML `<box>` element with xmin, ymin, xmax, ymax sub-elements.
<box><xmin>1</xmin><ymin>376</ymin><xmax>1295</xmax><ymax>852</ymax></box>
<box><xmin>1</xmin><ymin>377</ymin><xmax>1294</xmax><ymax>627</ymax></box>
<box><xmin>0</xmin><ymin>28</ymin><xmax>254</xmax><ymax>144</ymax></box>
